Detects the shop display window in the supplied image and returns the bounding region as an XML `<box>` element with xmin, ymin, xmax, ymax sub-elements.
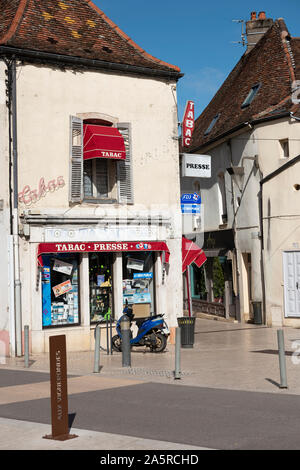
<box><xmin>89</xmin><ymin>253</ymin><xmax>113</xmax><ymax>323</ymax></box>
<box><xmin>42</xmin><ymin>254</ymin><xmax>80</xmax><ymax>328</ymax></box>
<box><xmin>122</xmin><ymin>252</ymin><xmax>155</xmax><ymax>317</ymax></box>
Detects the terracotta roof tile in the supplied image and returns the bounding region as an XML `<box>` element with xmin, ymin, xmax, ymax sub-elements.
<box><xmin>0</xmin><ymin>0</ymin><xmax>181</xmax><ymax>75</ymax></box>
<box><xmin>185</xmin><ymin>20</ymin><xmax>300</xmax><ymax>152</ymax></box>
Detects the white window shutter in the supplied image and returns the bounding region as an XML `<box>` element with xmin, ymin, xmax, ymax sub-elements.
<box><xmin>117</xmin><ymin>122</ymin><xmax>134</xmax><ymax>204</ymax></box>
<box><xmin>69</xmin><ymin>116</ymin><xmax>83</xmax><ymax>203</ymax></box>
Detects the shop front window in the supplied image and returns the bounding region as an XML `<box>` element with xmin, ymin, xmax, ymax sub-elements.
<box><xmin>89</xmin><ymin>253</ymin><xmax>113</xmax><ymax>323</ymax></box>
<box><xmin>42</xmin><ymin>254</ymin><xmax>80</xmax><ymax>328</ymax></box>
<box><xmin>122</xmin><ymin>252</ymin><xmax>155</xmax><ymax>318</ymax></box>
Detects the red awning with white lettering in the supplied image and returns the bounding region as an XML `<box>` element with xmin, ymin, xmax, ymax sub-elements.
<box><xmin>37</xmin><ymin>241</ymin><xmax>170</xmax><ymax>266</ymax></box>
<box><xmin>83</xmin><ymin>124</ymin><xmax>126</xmax><ymax>161</ymax></box>
<box><xmin>182</xmin><ymin>236</ymin><xmax>207</xmax><ymax>273</ymax></box>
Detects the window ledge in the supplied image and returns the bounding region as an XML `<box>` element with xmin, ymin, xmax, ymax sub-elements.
<box><xmin>83</xmin><ymin>198</ymin><xmax>118</xmax><ymax>204</ymax></box>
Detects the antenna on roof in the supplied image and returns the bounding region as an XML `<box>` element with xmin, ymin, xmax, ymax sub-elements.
<box><xmin>231</xmin><ymin>19</ymin><xmax>246</xmax><ymax>47</ymax></box>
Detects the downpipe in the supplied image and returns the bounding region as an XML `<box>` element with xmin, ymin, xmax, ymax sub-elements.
<box><xmin>11</xmin><ymin>60</ymin><xmax>22</xmax><ymax>357</ymax></box>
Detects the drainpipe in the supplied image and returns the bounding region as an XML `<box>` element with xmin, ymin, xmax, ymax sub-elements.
<box><xmin>11</xmin><ymin>60</ymin><xmax>22</xmax><ymax>357</ymax></box>
<box><xmin>227</xmin><ymin>139</ymin><xmax>241</xmax><ymax>321</ymax></box>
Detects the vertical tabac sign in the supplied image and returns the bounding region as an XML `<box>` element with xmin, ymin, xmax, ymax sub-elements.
<box><xmin>43</xmin><ymin>335</ymin><xmax>77</xmax><ymax>441</ymax></box>
<box><xmin>182</xmin><ymin>101</ymin><xmax>195</xmax><ymax>147</ymax></box>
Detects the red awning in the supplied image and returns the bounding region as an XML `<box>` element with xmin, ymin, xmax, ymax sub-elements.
<box><xmin>83</xmin><ymin>124</ymin><xmax>126</xmax><ymax>161</ymax></box>
<box><xmin>182</xmin><ymin>236</ymin><xmax>207</xmax><ymax>273</ymax></box>
<box><xmin>37</xmin><ymin>241</ymin><xmax>170</xmax><ymax>266</ymax></box>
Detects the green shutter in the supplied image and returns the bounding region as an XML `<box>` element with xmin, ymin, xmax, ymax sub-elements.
<box><xmin>69</xmin><ymin>116</ymin><xmax>83</xmax><ymax>203</ymax></box>
<box><xmin>117</xmin><ymin>122</ymin><xmax>133</xmax><ymax>204</ymax></box>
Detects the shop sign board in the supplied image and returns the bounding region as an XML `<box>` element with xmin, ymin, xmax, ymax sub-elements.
<box><xmin>38</xmin><ymin>241</ymin><xmax>171</xmax><ymax>265</ymax></box>
<box><xmin>181</xmin><ymin>153</ymin><xmax>211</xmax><ymax>178</ymax></box>
<box><xmin>181</xmin><ymin>193</ymin><xmax>201</xmax><ymax>214</ymax></box>
<box><xmin>182</xmin><ymin>101</ymin><xmax>195</xmax><ymax>147</ymax></box>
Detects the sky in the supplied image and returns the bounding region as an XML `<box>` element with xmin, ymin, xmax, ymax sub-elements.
<box><xmin>94</xmin><ymin>0</ymin><xmax>300</xmax><ymax>121</ymax></box>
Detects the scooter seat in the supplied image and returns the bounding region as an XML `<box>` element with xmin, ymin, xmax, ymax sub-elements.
<box><xmin>135</xmin><ymin>315</ymin><xmax>163</xmax><ymax>328</ymax></box>
<box><xmin>135</xmin><ymin>317</ymin><xmax>148</xmax><ymax>327</ymax></box>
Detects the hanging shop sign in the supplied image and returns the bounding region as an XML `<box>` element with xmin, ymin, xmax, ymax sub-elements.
<box><xmin>181</xmin><ymin>154</ymin><xmax>211</xmax><ymax>178</ymax></box>
<box><xmin>37</xmin><ymin>241</ymin><xmax>170</xmax><ymax>266</ymax></box>
<box><xmin>181</xmin><ymin>192</ymin><xmax>201</xmax><ymax>214</ymax></box>
<box><xmin>182</xmin><ymin>101</ymin><xmax>195</xmax><ymax>147</ymax></box>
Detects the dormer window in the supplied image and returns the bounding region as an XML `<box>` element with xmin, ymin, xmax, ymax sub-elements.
<box><xmin>204</xmin><ymin>113</ymin><xmax>220</xmax><ymax>136</ymax></box>
<box><xmin>241</xmin><ymin>83</ymin><xmax>261</xmax><ymax>108</ymax></box>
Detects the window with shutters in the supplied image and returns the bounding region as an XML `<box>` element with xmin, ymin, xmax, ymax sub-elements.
<box><xmin>69</xmin><ymin>116</ymin><xmax>133</xmax><ymax>204</ymax></box>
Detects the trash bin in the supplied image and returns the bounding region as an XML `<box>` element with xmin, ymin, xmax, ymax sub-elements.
<box><xmin>252</xmin><ymin>301</ymin><xmax>262</xmax><ymax>325</ymax></box>
<box><xmin>177</xmin><ymin>317</ymin><xmax>196</xmax><ymax>348</ymax></box>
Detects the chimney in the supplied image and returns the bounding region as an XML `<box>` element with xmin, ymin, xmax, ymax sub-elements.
<box><xmin>245</xmin><ymin>11</ymin><xmax>273</xmax><ymax>53</ymax></box>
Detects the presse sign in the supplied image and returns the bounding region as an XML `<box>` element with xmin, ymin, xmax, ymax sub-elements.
<box><xmin>181</xmin><ymin>154</ymin><xmax>211</xmax><ymax>178</ymax></box>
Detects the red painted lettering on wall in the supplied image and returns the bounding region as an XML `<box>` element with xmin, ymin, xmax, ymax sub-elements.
<box><xmin>18</xmin><ymin>176</ymin><xmax>65</xmax><ymax>206</ymax></box>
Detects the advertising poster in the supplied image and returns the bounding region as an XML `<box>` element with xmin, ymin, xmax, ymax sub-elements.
<box><xmin>52</xmin><ymin>280</ymin><xmax>73</xmax><ymax>298</ymax></box>
<box><xmin>52</xmin><ymin>258</ymin><xmax>73</xmax><ymax>276</ymax></box>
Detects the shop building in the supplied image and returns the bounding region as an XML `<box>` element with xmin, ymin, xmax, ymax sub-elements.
<box><xmin>181</xmin><ymin>13</ymin><xmax>300</xmax><ymax>326</ymax></box>
<box><xmin>0</xmin><ymin>0</ymin><xmax>183</xmax><ymax>355</ymax></box>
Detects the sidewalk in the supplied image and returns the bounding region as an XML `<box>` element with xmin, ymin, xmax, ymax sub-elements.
<box><xmin>1</xmin><ymin>318</ymin><xmax>300</xmax><ymax>450</ymax></box>
<box><xmin>3</xmin><ymin>318</ymin><xmax>300</xmax><ymax>394</ymax></box>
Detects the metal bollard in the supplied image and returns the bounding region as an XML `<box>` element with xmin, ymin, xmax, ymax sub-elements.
<box><xmin>277</xmin><ymin>329</ymin><xmax>288</xmax><ymax>389</ymax></box>
<box><xmin>110</xmin><ymin>315</ymin><xmax>113</xmax><ymax>355</ymax></box>
<box><xmin>106</xmin><ymin>317</ymin><xmax>109</xmax><ymax>355</ymax></box>
<box><xmin>24</xmin><ymin>325</ymin><xmax>29</xmax><ymax>368</ymax></box>
<box><xmin>120</xmin><ymin>315</ymin><xmax>131</xmax><ymax>367</ymax></box>
<box><xmin>174</xmin><ymin>327</ymin><xmax>181</xmax><ymax>380</ymax></box>
<box><xmin>93</xmin><ymin>325</ymin><xmax>101</xmax><ymax>373</ymax></box>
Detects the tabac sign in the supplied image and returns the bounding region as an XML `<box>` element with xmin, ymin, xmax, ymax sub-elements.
<box><xmin>182</xmin><ymin>101</ymin><xmax>195</xmax><ymax>147</ymax></box>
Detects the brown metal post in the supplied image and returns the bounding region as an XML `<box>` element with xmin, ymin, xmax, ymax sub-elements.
<box><xmin>43</xmin><ymin>335</ymin><xmax>77</xmax><ymax>441</ymax></box>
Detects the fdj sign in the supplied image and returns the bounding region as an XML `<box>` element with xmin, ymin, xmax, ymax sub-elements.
<box><xmin>181</xmin><ymin>193</ymin><xmax>201</xmax><ymax>214</ymax></box>
<box><xmin>181</xmin><ymin>193</ymin><xmax>201</xmax><ymax>204</ymax></box>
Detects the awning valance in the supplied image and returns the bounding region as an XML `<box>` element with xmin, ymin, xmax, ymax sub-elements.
<box><xmin>37</xmin><ymin>241</ymin><xmax>170</xmax><ymax>266</ymax></box>
<box><xmin>182</xmin><ymin>236</ymin><xmax>207</xmax><ymax>273</ymax></box>
<box><xmin>83</xmin><ymin>124</ymin><xmax>126</xmax><ymax>161</ymax></box>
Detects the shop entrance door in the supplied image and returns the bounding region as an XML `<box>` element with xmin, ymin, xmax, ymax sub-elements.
<box><xmin>89</xmin><ymin>253</ymin><xmax>113</xmax><ymax>323</ymax></box>
<box><xmin>283</xmin><ymin>251</ymin><xmax>300</xmax><ymax>317</ymax></box>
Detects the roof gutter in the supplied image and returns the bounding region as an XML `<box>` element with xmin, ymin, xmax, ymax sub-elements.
<box><xmin>189</xmin><ymin>111</ymin><xmax>291</xmax><ymax>154</ymax></box>
<box><xmin>0</xmin><ymin>45</ymin><xmax>183</xmax><ymax>81</ymax></box>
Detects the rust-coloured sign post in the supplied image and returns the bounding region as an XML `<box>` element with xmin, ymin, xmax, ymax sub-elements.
<box><xmin>43</xmin><ymin>335</ymin><xmax>77</xmax><ymax>441</ymax></box>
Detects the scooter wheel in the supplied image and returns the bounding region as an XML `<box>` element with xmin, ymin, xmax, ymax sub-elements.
<box><xmin>151</xmin><ymin>332</ymin><xmax>167</xmax><ymax>353</ymax></box>
<box><xmin>112</xmin><ymin>335</ymin><xmax>122</xmax><ymax>352</ymax></box>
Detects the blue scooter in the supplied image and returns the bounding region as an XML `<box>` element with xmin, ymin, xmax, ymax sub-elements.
<box><xmin>112</xmin><ymin>302</ymin><xmax>170</xmax><ymax>353</ymax></box>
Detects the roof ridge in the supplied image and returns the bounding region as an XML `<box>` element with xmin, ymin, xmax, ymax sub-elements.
<box><xmin>275</xmin><ymin>19</ymin><xmax>296</xmax><ymax>83</ymax></box>
<box><xmin>83</xmin><ymin>0</ymin><xmax>180</xmax><ymax>72</ymax></box>
<box><xmin>0</xmin><ymin>0</ymin><xmax>28</xmax><ymax>44</ymax></box>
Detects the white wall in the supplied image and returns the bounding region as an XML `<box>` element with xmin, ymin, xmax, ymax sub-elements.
<box><xmin>256</xmin><ymin>118</ymin><xmax>300</xmax><ymax>326</ymax></box>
